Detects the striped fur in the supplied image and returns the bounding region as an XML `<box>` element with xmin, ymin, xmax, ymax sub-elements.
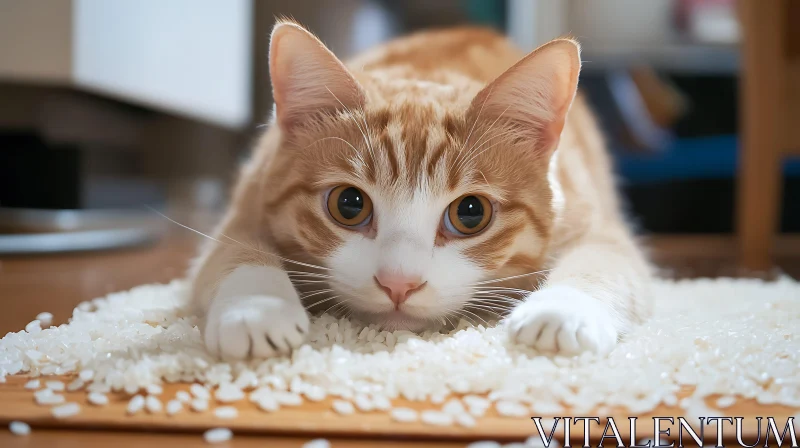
<box><xmin>190</xmin><ymin>22</ymin><xmax>652</xmax><ymax>359</ymax></box>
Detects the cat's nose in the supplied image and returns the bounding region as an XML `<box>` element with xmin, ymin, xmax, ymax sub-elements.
<box><xmin>374</xmin><ymin>271</ymin><xmax>426</xmax><ymax>306</ymax></box>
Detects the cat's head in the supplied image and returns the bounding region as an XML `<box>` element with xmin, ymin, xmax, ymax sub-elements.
<box><xmin>261</xmin><ymin>22</ymin><xmax>580</xmax><ymax>331</ymax></box>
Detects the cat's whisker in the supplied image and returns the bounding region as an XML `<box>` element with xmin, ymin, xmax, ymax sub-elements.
<box><xmin>291</xmin><ymin>280</ymin><xmax>330</xmax><ymax>286</ymax></box>
<box><xmin>322</xmin><ymin>300</ymin><xmax>351</xmax><ymax>317</ymax></box>
<box><xmin>300</xmin><ymin>289</ymin><xmax>335</xmax><ymax>300</ymax></box>
<box><xmin>466</xmin><ymin>303</ymin><xmax>514</xmax><ymax>313</ymax></box>
<box><xmin>469</xmin><ymin>295</ymin><xmax>519</xmax><ymax>305</ymax></box>
<box><xmin>305</xmin><ymin>295</ymin><xmax>340</xmax><ymax>310</ymax></box>
<box><xmin>470</xmin><ymin>269</ymin><xmax>551</xmax><ymax>286</ymax></box>
<box><xmin>147</xmin><ymin>207</ymin><xmax>328</xmax><ymax>273</ymax></box>
<box><xmin>218</xmin><ymin>233</ymin><xmax>331</xmax><ymax>272</ymax></box>
<box><xmin>471</xmin><ymin>286</ymin><xmax>531</xmax><ymax>294</ymax></box>
<box><xmin>286</xmin><ymin>271</ymin><xmax>332</xmax><ymax>279</ymax></box>
<box><xmin>464</xmin><ymin>304</ymin><xmax>508</xmax><ymax>316</ymax></box>
<box><xmin>454</xmin><ymin>308</ymin><xmax>490</xmax><ymax>327</ymax></box>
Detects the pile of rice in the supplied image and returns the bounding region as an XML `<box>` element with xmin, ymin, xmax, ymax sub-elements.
<box><xmin>1</xmin><ymin>277</ymin><xmax>799</xmax><ymax>430</ymax></box>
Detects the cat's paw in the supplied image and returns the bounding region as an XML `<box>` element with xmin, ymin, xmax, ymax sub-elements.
<box><xmin>506</xmin><ymin>285</ymin><xmax>618</xmax><ymax>355</ymax></box>
<box><xmin>204</xmin><ymin>295</ymin><xmax>310</xmax><ymax>360</ymax></box>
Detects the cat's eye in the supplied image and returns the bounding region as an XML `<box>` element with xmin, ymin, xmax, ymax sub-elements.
<box><xmin>443</xmin><ymin>194</ymin><xmax>492</xmax><ymax>236</ymax></box>
<box><xmin>327</xmin><ymin>185</ymin><xmax>373</xmax><ymax>227</ymax></box>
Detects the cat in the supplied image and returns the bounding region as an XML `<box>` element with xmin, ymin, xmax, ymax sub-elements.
<box><xmin>189</xmin><ymin>21</ymin><xmax>653</xmax><ymax>360</ymax></box>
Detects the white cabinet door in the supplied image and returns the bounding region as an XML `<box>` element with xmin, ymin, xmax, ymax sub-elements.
<box><xmin>74</xmin><ymin>0</ymin><xmax>253</xmax><ymax>129</ymax></box>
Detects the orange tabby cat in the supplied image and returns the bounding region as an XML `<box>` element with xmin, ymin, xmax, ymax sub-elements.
<box><xmin>189</xmin><ymin>21</ymin><xmax>653</xmax><ymax>360</ymax></box>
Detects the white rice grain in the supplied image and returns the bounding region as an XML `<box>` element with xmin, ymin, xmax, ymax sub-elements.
<box><xmin>455</xmin><ymin>413</ymin><xmax>477</xmax><ymax>428</ymax></box>
<box><xmin>45</xmin><ymin>381</ymin><xmax>65</xmax><ymax>391</ymax></box>
<box><xmin>67</xmin><ymin>379</ymin><xmax>85</xmax><ymax>391</ymax></box>
<box><xmin>35</xmin><ymin>392</ymin><xmax>65</xmax><ymax>406</ymax></box>
<box><xmin>176</xmin><ymin>390</ymin><xmax>192</xmax><ymax>403</ymax></box>
<box><xmin>420</xmin><ymin>410</ymin><xmax>454</xmax><ymax>426</ymax></box>
<box><xmin>255</xmin><ymin>396</ymin><xmax>279</xmax><ymax>413</ymax></box>
<box><xmin>88</xmin><ymin>392</ymin><xmax>109</xmax><ymax>406</ymax></box>
<box><xmin>24</xmin><ymin>379</ymin><xmax>40</xmax><ymax>390</ymax></box>
<box><xmin>51</xmin><ymin>402</ymin><xmax>80</xmax><ymax>419</ymax></box>
<box><xmin>354</xmin><ymin>394</ymin><xmax>374</xmax><ymax>412</ymax></box>
<box><xmin>215</xmin><ymin>383</ymin><xmax>244</xmax><ymax>403</ymax></box>
<box><xmin>372</xmin><ymin>395</ymin><xmax>392</xmax><ymax>411</ymax></box>
<box><xmin>127</xmin><ymin>395</ymin><xmax>145</xmax><ymax>414</ymax></box>
<box><xmin>203</xmin><ymin>428</ymin><xmax>232</xmax><ymax>444</ymax></box>
<box><xmin>442</xmin><ymin>399</ymin><xmax>466</xmax><ymax>416</ymax></box>
<box><xmin>332</xmin><ymin>400</ymin><xmax>355</xmax><ymax>415</ymax></box>
<box><xmin>146</xmin><ymin>384</ymin><xmax>163</xmax><ymax>396</ymax></box>
<box><xmin>145</xmin><ymin>395</ymin><xmax>162</xmax><ymax>413</ymax></box>
<box><xmin>24</xmin><ymin>320</ymin><xmax>41</xmax><ymax>334</ymax></box>
<box><xmin>190</xmin><ymin>384</ymin><xmax>210</xmax><ymax>400</ymax></box>
<box><xmin>9</xmin><ymin>421</ymin><xmax>31</xmax><ymax>436</ymax></box>
<box><xmin>191</xmin><ymin>398</ymin><xmax>209</xmax><ymax>412</ymax></box>
<box><xmin>213</xmin><ymin>406</ymin><xmax>238</xmax><ymax>419</ymax></box>
<box><xmin>495</xmin><ymin>401</ymin><xmax>529</xmax><ymax>418</ymax></box>
<box><xmin>274</xmin><ymin>391</ymin><xmax>302</xmax><ymax>406</ymax></box>
<box><xmin>302</xmin><ymin>439</ymin><xmax>331</xmax><ymax>448</ymax></box>
<box><xmin>35</xmin><ymin>312</ymin><xmax>53</xmax><ymax>327</ymax></box>
<box><xmin>715</xmin><ymin>395</ymin><xmax>736</xmax><ymax>408</ymax></box>
<box><xmin>390</xmin><ymin>407</ymin><xmax>418</xmax><ymax>423</ymax></box>
<box><xmin>467</xmin><ymin>442</ymin><xmax>501</xmax><ymax>448</ymax></box>
<box><xmin>166</xmin><ymin>399</ymin><xmax>182</xmax><ymax>415</ymax></box>
<box><xmin>1</xmin><ymin>277</ymin><xmax>798</xmax><ymax>426</ymax></box>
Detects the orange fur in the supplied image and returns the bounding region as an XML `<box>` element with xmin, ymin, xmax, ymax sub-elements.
<box><xmin>190</xmin><ymin>22</ymin><xmax>652</xmax><ymax>359</ymax></box>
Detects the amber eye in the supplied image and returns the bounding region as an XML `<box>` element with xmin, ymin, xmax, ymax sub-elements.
<box><xmin>327</xmin><ymin>185</ymin><xmax>373</xmax><ymax>227</ymax></box>
<box><xmin>443</xmin><ymin>194</ymin><xmax>492</xmax><ymax>236</ymax></box>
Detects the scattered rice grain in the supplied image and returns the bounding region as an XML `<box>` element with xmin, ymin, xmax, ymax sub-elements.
<box><xmin>145</xmin><ymin>395</ymin><xmax>162</xmax><ymax>413</ymax></box>
<box><xmin>9</xmin><ymin>421</ymin><xmax>31</xmax><ymax>436</ymax></box>
<box><xmin>332</xmin><ymin>400</ymin><xmax>355</xmax><ymax>415</ymax></box>
<box><xmin>390</xmin><ymin>407</ymin><xmax>418</xmax><ymax>423</ymax></box>
<box><xmin>45</xmin><ymin>381</ymin><xmax>65</xmax><ymax>391</ymax></box>
<box><xmin>127</xmin><ymin>395</ymin><xmax>145</xmax><ymax>414</ymax></box>
<box><xmin>213</xmin><ymin>406</ymin><xmax>238</xmax><ymax>419</ymax></box>
<box><xmin>302</xmin><ymin>439</ymin><xmax>331</xmax><ymax>448</ymax></box>
<box><xmin>88</xmin><ymin>392</ymin><xmax>109</xmax><ymax>406</ymax></box>
<box><xmin>420</xmin><ymin>410</ymin><xmax>454</xmax><ymax>426</ymax></box>
<box><xmin>35</xmin><ymin>312</ymin><xmax>53</xmax><ymax>327</ymax></box>
<box><xmin>166</xmin><ymin>399</ymin><xmax>182</xmax><ymax>415</ymax></box>
<box><xmin>51</xmin><ymin>402</ymin><xmax>80</xmax><ymax>419</ymax></box>
<box><xmin>203</xmin><ymin>428</ymin><xmax>232</xmax><ymax>444</ymax></box>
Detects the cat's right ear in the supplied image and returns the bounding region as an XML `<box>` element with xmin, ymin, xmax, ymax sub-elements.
<box><xmin>269</xmin><ymin>21</ymin><xmax>366</xmax><ymax>133</ymax></box>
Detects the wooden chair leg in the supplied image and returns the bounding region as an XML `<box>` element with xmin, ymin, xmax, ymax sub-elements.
<box><xmin>737</xmin><ymin>0</ymin><xmax>787</xmax><ymax>272</ymax></box>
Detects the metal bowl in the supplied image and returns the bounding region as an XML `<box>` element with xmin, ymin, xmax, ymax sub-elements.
<box><xmin>0</xmin><ymin>208</ymin><xmax>163</xmax><ymax>255</ymax></box>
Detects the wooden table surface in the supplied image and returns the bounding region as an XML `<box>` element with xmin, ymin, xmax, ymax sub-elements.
<box><xmin>1</xmin><ymin>235</ymin><xmax>798</xmax><ymax>447</ymax></box>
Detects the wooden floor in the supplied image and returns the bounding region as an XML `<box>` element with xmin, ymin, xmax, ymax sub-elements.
<box><xmin>1</xmin><ymin>233</ymin><xmax>798</xmax><ymax>447</ymax></box>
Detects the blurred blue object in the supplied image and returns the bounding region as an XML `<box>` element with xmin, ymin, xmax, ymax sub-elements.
<box><xmin>614</xmin><ymin>135</ymin><xmax>800</xmax><ymax>184</ymax></box>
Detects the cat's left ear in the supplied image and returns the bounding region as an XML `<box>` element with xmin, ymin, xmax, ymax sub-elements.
<box><xmin>269</xmin><ymin>21</ymin><xmax>366</xmax><ymax>133</ymax></box>
<box><xmin>466</xmin><ymin>39</ymin><xmax>581</xmax><ymax>154</ymax></box>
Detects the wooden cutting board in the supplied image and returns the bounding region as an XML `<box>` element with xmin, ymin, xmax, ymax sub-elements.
<box><xmin>0</xmin><ymin>375</ymin><xmax>796</xmax><ymax>443</ymax></box>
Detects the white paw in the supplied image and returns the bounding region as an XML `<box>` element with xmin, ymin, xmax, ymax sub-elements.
<box><xmin>506</xmin><ymin>285</ymin><xmax>618</xmax><ymax>355</ymax></box>
<box><xmin>204</xmin><ymin>295</ymin><xmax>310</xmax><ymax>360</ymax></box>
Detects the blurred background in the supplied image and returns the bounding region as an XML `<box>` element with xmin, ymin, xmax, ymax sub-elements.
<box><xmin>0</xmin><ymin>0</ymin><xmax>798</xmax><ymax>278</ymax></box>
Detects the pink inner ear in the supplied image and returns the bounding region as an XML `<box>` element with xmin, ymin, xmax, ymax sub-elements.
<box><xmin>466</xmin><ymin>39</ymin><xmax>581</xmax><ymax>153</ymax></box>
<box><xmin>269</xmin><ymin>23</ymin><xmax>365</xmax><ymax>132</ymax></box>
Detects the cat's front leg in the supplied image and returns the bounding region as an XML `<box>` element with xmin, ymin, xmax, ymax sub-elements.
<box><xmin>507</xmin><ymin>285</ymin><xmax>620</xmax><ymax>355</ymax></box>
<box><xmin>506</xmin><ymin>234</ymin><xmax>651</xmax><ymax>356</ymax></box>
<box><xmin>203</xmin><ymin>265</ymin><xmax>309</xmax><ymax>360</ymax></box>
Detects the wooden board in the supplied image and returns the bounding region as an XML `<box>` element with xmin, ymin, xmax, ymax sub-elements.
<box><xmin>1</xmin><ymin>376</ymin><xmax>797</xmax><ymax>444</ymax></box>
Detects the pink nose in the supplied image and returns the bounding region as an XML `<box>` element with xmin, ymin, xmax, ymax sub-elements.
<box><xmin>374</xmin><ymin>271</ymin><xmax>426</xmax><ymax>306</ymax></box>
